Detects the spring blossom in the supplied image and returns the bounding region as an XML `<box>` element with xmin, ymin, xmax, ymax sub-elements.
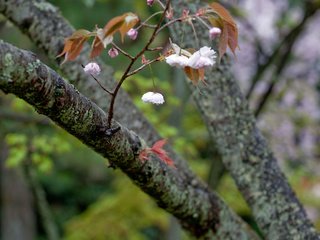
<box><xmin>187</xmin><ymin>46</ymin><xmax>216</xmax><ymax>69</ymax></box>
<box><xmin>127</xmin><ymin>28</ymin><xmax>138</xmax><ymax>40</ymax></box>
<box><xmin>83</xmin><ymin>62</ymin><xmax>101</xmax><ymax>76</ymax></box>
<box><xmin>141</xmin><ymin>92</ymin><xmax>165</xmax><ymax>105</ymax></box>
<box><xmin>108</xmin><ymin>47</ymin><xmax>119</xmax><ymax>58</ymax></box>
<box><xmin>209</xmin><ymin>27</ymin><xmax>222</xmax><ymax>39</ymax></box>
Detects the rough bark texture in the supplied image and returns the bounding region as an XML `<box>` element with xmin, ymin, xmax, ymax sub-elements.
<box><xmin>170</xmin><ymin>1</ymin><xmax>320</xmax><ymax>239</ymax></box>
<box><xmin>0</xmin><ymin>41</ymin><xmax>260</xmax><ymax>239</ymax></box>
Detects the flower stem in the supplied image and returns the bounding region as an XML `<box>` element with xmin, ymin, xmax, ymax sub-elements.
<box><xmin>106</xmin><ymin>0</ymin><xmax>171</xmax><ymax>128</ymax></box>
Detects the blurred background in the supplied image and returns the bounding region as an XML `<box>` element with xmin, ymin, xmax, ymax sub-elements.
<box><xmin>0</xmin><ymin>0</ymin><xmax>320</xmax><ymax>239</ymax></box>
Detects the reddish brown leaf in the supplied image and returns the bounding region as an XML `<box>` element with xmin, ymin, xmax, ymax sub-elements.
<box><xmin>57</xmin><ymin>29</ymin><xmax>91</xmax><ymax>63</ymax></box>
<box><xmin>119</xmin><ymin>13</ymin><xmax>139</xmax><ymax>42</ymax></box>
<box><xmin>138</xmin><ymin>140</ymin><xmax>175</xmax><ymax>167</ymax></box>
<box><xmin>208</xmin><ymin>2</ymin><xmax>239</xmax><ymax>59</ymax></box>
<box><xmin>210</xmin><ymin>3</ymin><xmax>236</xmax><ymax>27</ymax></box>
<box><xmin>90</xmin><ymin>36</ymin><xmax>104</xmax><ymax>59</ymax></box>
<box><xmin>103</xmin><ymin>15</ymin><xmax>125</xmax><ymax>37</ymax></box>
<box><xmin>103</xmin><ymin>12</ymin><xmax>139</xmax><ymax>43</ymax></box>
<box><xmin>184</xmin><ymin>66</ymin><xmax>200</xmax><ymax>85</ymax></box>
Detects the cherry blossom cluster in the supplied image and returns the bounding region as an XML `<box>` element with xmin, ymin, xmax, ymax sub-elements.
<box><xmin>165</xmin><ymin>45</ymin><xmax>216</xmax><ymax>69</ymax></box>
<box><xmin>75</xmin><ymin>0</ymin><xmax>237</xmax><ymax>127</ymax></box>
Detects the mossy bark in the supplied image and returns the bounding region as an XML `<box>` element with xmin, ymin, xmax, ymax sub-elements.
<box><xmin>0</xmin><ymin>41</ymin><xmax>260</xmax><ymax>239</ymax></box>
<box><xmin>170</xmin><ymin>0</ymin><xmax>319</xmax><ymax>239</ymax></box>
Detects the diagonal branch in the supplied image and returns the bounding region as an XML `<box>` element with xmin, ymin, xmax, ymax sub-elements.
<box><xmin>246</xmin><ymin>1</ymin><xmax>319</xmax><ymax>101</ymax></box>
<box><xmin>0</xmin><ymin>41</ymin><xmax>260</xmax><ymax>239</ymax></box>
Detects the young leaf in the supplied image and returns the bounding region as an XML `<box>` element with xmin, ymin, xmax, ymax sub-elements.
<box><xmin>208</xmin><ymin>2</ymin><xmax>239</xmax><ymax>59</ymax></box>
<box><xmin>103</xmin><ymin>15</ymin><xmax>126</xmax><ymax>38</ymax></box>
<box><xmin>184</xmin><ymin>67</ymin><xmax>205</xmax><ymax>85</ymax></box>
<box><xmin>90</xmin><ymin>36</ymin><xmax>104</xmax><ymax>59</ymax></box>
<box><xmin>102</xmin><ymin>12</ymin><xmax>139</xmax><ymax>42</ymax></box>
<box><xmin>57</xmin><ymin>29</ymin><xmax>91</xmax><ymax>63</ymax></box>
<box><xmin>151</xmin><ymin>139</ymin><xmax>175</xmax><ymax>167</ymax></box>
<box><xmin>138</xmin><ymin>139</ymin><xmax>175</xmax><ymax>167</ymax></box>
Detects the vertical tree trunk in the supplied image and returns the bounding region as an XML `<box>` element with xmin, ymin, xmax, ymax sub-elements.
<box><xmin>0</xmin><ymin>139</ymin><xmax>36</xmax><ymax>240</ymax></box>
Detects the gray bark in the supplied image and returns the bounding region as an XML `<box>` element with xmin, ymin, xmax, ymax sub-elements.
<box><xmin>0</xmin><ymin>40</ymin><xmax>259</xmax><ymax>239</ymax></box>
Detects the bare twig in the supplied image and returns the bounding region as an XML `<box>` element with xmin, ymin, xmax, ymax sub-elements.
<box><xmin>126</xmin><ymin>58</ymin><xmax>160</xmax><ymax>77</ymax></box>
<box><xmin>111</xmin><ymin>42</ymin><xmax>134</xmax><ymax>60</ymax></box>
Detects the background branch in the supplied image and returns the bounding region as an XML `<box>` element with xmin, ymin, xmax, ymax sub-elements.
<box><xmin>170</xmin><ymin>0</ymin><xmax>319</xmax><ymax>239</ymax></box>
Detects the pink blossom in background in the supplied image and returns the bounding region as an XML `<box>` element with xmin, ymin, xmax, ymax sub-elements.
<box><xmin>108</xmin><ymin>47</ymin><xmax>119</xmax><ymax>58</ymax></box>
<box><xmin>83</xmin><ymin>62</ymin><xmax>101</xmax><ymax>76</ymax></box>
<box><xmin>127</xmin><ymin>28</ymin><xmax>138</xmax><ymax>40</ymax></box>
<box><xmin>147</xmin><ymin>0</ymin><xmax>154</xmax><ymax>6</ymax></box>
<box><xmin>209</xmin><ymin>27</ymin><xmax>221</xmax><ymax>40</ymax></box>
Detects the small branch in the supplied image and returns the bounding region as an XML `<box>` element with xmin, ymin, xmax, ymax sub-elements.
<box><xmin>246</xmin><ymin>3</ymin><xmax>318</xmax><ymax>100</ymax></box>
<box><xmin>136</xmin><ymin>11</ymin><xmax>164</xmax><ymax>31</ymax></box>
<box><xmin>147</xmin><ymin>46</ymin><xmax>163</xmax><ymax>51</ymax></box>
<box><xmin>111</xmin><ymin>42</ymin><xmax>134</xmax><ymax>60</ymax></box>
<box><xmin>81</xmin><ymin>64</ymin><xmax>113</xmax><ymax>95</ymax></box>
<box><xmin>253</xmin><ymin>4</ymin><xmax>319</xmax><ymax>116</ymax></box>
<box><xmin>141</xmin><ymin>23</ymin><xmax>157</xmax><ymax>29</ymax></box>
<box><xmin>106</xmin><ymin>0</ymin><xmax>171</xmax><ymax>128</ymax></box>
<box><xmin>24</xmin><ymin>150</ymin><xmax>59</xmax><ymax>240</ymax></box>
<box><xmin>126</xmin><ymin>58</ymin><xmax>160</xmax><ymax>77</ymax></box>
<box><xmin>91</xmin><ymin>75</ymin><xmax>113</xmax><ymax>95</ymax></box>
<box><xmin>156</xmin><ymin>0</ymin><xmax>166</xmax><ymax>9</ymax></box>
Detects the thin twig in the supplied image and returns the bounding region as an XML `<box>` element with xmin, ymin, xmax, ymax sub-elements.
<box><xmin>111</xmin><ymin>42</ymin><xmax>134</xmax><ymax>60</ymax></box>
<box><xmin>126</xmin><ymin>58</ymin><xmax>160</xmax><ymax>77</ymax></box>
<box><xmin>246</xmin><ymin>3</ymin><xmax>317</xmax><ymax>100</ymax></box>
<box><xmin>147</xmin><ymin>46</ymin><xmax>163</xmax><ymax>51</ymax></box>
<box><xmin>136</xmin><ymin>11</ymin><xmax>164</xmax><ymax>30</ymax></box>
<box><xmin>81</xmin><ymin>64</ymin><xmax>113</xmax><ymax>95</ymax></box>
<box><xmin>91</xmin><ymin>75</ymin><xmax>113</xmax><ymax>95</ymax></box>
<box><xmin>106</xmin><ymin>0</ymin><xmax>171</xmax><ymax>128</ymax></box>
<box><xmin>253</xmin><ymin>4</ymin><xmax>319</xmax><ymax>117</ymax></box>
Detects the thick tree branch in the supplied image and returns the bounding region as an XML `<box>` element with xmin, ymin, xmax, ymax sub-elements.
<box><xmin>170</xmin><ymin>1</ymin><xmax>319</xmax><ymax>239</ymax></box>
<box><xmin>0</xmin><ymin>41</ymin><xmax>260</xmax><ymax>239</ymax></box>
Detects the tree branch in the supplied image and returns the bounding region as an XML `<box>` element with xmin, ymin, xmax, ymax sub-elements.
<box><xmin>170</xmin><ymin>0</ymin><xmax>319</xmax><ymax>239</ymax></box>
<box><xmin>253</xmin><ymin>3</ymin><xmax>320</xmax><ymax>117</ymax></box>
<box><xmin>246</xmin><ymin>1</ymin><xmax>319</xmax><ymax>101</ymax></box>
<box><xmin>0</xmin><ymin>41</ymin><xmax>260</xmax><ymax>239</ymax></box>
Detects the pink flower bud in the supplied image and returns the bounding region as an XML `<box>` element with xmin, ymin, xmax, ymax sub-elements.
<box><xmin>108</xmin><ymin>47</ymin><xmax>119</xmax><ymax>58</ymax></box>
<box><xmin>209</xmin><ymin>27</ymin><xmax>222</xmax><ymax>40</ymax></box>
<box><xmin>127</xmin><ymin>28</ymin><xmax>138</xmax><ymax>40</ymax></box>
<box><xmin>83</xmin><ymin>62</ymin><xmax>101</xmax><ymax>76</ymax></box>
<box><xmin>147</xmin><ymin>0</ymin><xmax>154</xmax><ymax>6</ymax></box>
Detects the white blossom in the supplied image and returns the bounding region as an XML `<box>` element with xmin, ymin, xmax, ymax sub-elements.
<box><xmin>187</xmin><ymin>46</ymin><xmax>216</xmax><ymax>69</ymax></box>
<box><xmin>141</xmin><ymin>92</ymin><xmax>165</xmax><ymax>105</ymax></box>
<box><xmin>165</xmin><ymin>54</ymin><xmax>189</xmax><ymax>68</ymax></box>
<box><xmin>83</xmin><ymin>62</ymin><xmax>101</xmax><ymax>75</ymax></box>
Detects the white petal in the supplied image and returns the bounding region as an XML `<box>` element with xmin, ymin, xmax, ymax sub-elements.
<box><xmin>165</xmin><ymin>54</ymin><xmax>189</xmax><ymax>68</ymax></box>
